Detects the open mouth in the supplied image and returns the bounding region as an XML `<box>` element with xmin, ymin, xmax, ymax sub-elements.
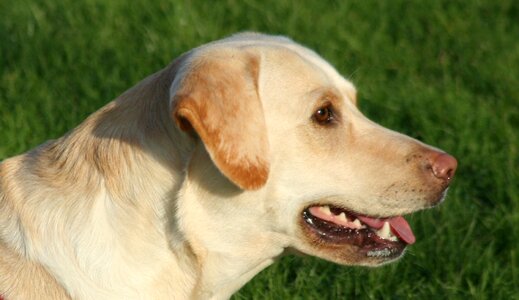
<box><xmin>302</xmin><ymin>205</ymin><xmax>416</xmax><ymax>258</ymax></box>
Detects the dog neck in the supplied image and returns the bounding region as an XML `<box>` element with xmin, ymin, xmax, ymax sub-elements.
<box><xmin>171</xmin><ymin>145</ymin><xmax>288</xmax><ymax>299</ymax></box>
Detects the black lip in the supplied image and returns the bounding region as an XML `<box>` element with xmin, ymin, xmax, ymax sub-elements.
<box><xmin>302</xmin><ymin>209</ymin><xmax>406</xmax><ymax>257</ymax></box>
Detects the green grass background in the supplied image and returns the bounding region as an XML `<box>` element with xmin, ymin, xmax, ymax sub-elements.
<box><xmin>1</xmin><ymin>0</ymin><xmax>518</xmax><ymax>299</ymax></box>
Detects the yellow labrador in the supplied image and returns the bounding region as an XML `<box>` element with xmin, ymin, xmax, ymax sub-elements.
<box><xmin>0</xmin><ymin>33</ymin><xmax>457</xmax><ymax>299</ymax></box>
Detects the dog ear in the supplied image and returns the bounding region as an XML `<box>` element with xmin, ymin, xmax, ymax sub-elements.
<box><xmin>171</xmin><ymin>49</ymin><xmax>269</xmax><ymax>190</ymax></box>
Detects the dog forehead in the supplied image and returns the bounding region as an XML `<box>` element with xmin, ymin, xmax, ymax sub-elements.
<box><xmin>223</xmin><ymin>34</ymin><xmax>357</xmax><ymax>105</ymax></box>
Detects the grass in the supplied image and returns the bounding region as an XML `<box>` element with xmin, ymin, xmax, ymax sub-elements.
<box><xmin>1</xmin><ymin>0</ymin><xmax>518</xmax><ymax>298</ymax></box>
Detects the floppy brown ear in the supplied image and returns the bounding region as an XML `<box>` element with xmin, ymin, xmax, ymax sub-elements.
<box><xmin>171</xmin><ymin>49</ymin><xmax>269</xmax><ymax>190</ymax></box>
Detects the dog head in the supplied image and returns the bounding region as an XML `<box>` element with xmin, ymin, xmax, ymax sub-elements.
<box><xmin>169</xmin><ymin>33</ymin><xmax>457</xmax><ymax>268</ymax></box>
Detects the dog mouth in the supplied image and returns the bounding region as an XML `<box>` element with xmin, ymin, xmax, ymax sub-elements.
<box><xmin>302</xmin><ymin>205</ymin><xmax>415</xmax><ymax>258</ymax></box>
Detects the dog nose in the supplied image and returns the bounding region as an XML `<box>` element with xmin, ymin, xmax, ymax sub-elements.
<box><xmin>431</xmin><ymin>153</ymin><xmax>457</xmax><ymax>182</ymax></box>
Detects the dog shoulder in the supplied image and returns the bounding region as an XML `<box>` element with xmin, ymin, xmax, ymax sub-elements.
<box><xmin>0</xmin><ymin>241</ymin><xmax>71</xmax><ymax>299</ymax></box>
<box><xmin>0</xmin><ymin>157</ymin><xmax>71</xmax><ymax>299</ymax></box>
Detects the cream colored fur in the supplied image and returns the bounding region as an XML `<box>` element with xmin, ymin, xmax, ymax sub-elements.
<box><xmin>0</xmin><ymin>33</ymin><xmax>451</xmax><ymax>299</ymax></box>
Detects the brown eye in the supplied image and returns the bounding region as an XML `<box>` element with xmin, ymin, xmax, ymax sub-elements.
<box><xmin>313</xmin><ymin>105</ymin><xmax>334</xmax><ymax>125</ymax></box>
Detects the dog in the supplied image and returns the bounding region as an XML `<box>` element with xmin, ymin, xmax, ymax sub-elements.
<box><xmin>0</xmin><ymin>33</ymin><xmax>457</xmax><ymax>299</ymax></box>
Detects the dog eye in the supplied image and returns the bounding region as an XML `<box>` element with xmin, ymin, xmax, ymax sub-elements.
<box><xmin>313</xmin><ymin>105</ymin><xmax>335</xmax><ymax>125</ymax></box>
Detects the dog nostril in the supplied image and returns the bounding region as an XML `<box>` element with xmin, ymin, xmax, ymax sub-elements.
<box><xmin>431</xmin><ymin>153</ymin><xmax>458</xmax><ymax>182</ymax></box>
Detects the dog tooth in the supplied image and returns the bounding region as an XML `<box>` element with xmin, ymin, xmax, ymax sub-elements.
<box><xmin>376</xmin><ymin>222</ymin><xmax>391</xmax><ymax>239</ymax></box>
<box><xmin>320</xmin><ymin>205</ymin><xmax>332</xmax><ymax>215</ymax></box>
<box><xmin>338</xmin><ymin>212</ymin><xmax>347</xmax><ymax>221</ymax></box>
<box><xmin>352</xmin><ymin>219</ymin><xmax>362</xmax><ymax>229</ymax></box>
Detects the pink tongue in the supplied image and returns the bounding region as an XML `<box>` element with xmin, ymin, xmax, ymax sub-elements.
<box><xmin>388</xmin><ymin>216</ymin><xmax>416</xmax><ymax>245</ymax></box>
<box><xmin>357</xmin><ymin>215</ymin><xmax>416</xmax><ymax>245</ymax></box>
